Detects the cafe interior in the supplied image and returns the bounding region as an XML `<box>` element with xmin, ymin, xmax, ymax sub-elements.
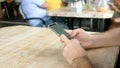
<box><xmin>0</xmin><ymin>0</ymin><xmax>120</xmax><ymax>68</ymax></box>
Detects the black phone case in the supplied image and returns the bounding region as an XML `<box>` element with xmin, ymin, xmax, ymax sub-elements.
<box><xmin>49</xmin><ymin>23</ymin><xmax>71</xmax><ymax>39</ymax></box>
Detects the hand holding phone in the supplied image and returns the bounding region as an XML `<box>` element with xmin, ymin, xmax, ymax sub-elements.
<box><xmin>49</xmin><ymin>23</ymin><xmax>71</xmax><ymax>39</ymax></box>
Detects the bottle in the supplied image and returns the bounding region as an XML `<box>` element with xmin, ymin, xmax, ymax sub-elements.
<box><xmin>97</xmin><ymin>0</ymin><xmax>109</xmax><ymax>12</ymax></box>
<box><xmin>76</xmin><ymin>0</ymin><xmax>82</xmax><ymax>13</ymax></box>
<box><xmin>86</xmin><ymin>0</ymin><xmax>92</xmax><ymax>11</ymax></box>
<box><xmin>81</xmin><ymin>0</ymin><xmax>85</xmax><ymax>11</ymax></box>
<box><xmin>70</xmin><ymin>0</ymin><xmax>82</xmax><ymax>13</ymax></box>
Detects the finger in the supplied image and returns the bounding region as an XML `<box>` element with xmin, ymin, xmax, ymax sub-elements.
<box><xmin>65</xmin><ymin>30</ymin><xmax>72</xmax><ymax>35</ymax></box>
<box><xmin>72</xmin><ymin>28</ymin><xmax>85</xmax><ymax>37</ymax></box>
<box><xmin>60</xmin><ymin>34</ymin><xmax>70</xmax><ymax>45</ymax></box>
<box><xmin>71</xmin><ymin>39</ymin><xmax>80</xmax><ymax>45</ymax></box>
<box><xmin>70</xmin><ymin>29</ymin><xmax>81</xmax><ymax>37</ymax></box>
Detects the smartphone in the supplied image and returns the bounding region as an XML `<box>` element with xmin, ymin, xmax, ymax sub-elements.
<box><xmin>49</xmin><ymin>23</ymin><xmax>71</xmax><ymax>39</ymax></box>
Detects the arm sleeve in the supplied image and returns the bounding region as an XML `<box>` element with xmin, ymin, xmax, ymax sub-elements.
<box><xmin>32</xmin><ymin>0</ymin><xmax>45</xmax><ymax>7</ymax></box>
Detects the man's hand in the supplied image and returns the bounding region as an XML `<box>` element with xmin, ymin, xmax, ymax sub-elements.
<box><xmin>109</xmin><ymin>3</ymin><xmax>120</xmax><ymax>14</ymax></box>
<box><xmin>65</xmin><ymin>28</ymin><xmax>93</xmax><ymax>48</ymax></box>
<box><xmin>60</xmin><ymin>34</ymin><xmax>87</xmax><ymax>64</ymax></box>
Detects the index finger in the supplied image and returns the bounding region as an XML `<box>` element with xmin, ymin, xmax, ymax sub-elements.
<box><xmin>65</xmin><ymin>30</ymin><xmax>72</xmax><ymax>35</ymax></box>
<box><xmin>60</xmin><ymin>34</ymin><xmax>71</xmax><ymax>45</ymax></box>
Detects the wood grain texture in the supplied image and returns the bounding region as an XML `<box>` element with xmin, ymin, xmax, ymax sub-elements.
<box><xmin>0</xmin><ymin>26</ymin><xmax>119</xmax><ymax>68</ymax></box>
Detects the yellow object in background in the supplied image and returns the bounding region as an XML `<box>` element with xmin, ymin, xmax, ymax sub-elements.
<box><xmin>97</xmin><ymin>7</ymin><xmax>107</xmax><ymax>12</ymax></box>
<box><xmin>45</xmin><ymin>0</ymin><xmax>62</xmax><ymax>11</ymax></box>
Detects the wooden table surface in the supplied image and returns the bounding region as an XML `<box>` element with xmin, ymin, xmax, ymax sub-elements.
<box><xmin>0</xmin><ymin>26</ymin><xmax>119</xmax><ymax>68</ymax></box>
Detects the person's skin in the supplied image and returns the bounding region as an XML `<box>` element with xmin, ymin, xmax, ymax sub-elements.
<box><xmin>109</xmin><ymin>3</ymin><xmax>120</xmax><ymax>14</ymax></box>
<box><xmin>60</xmin><ymin>23</ymin><xmax>120</xmax><ymax>68</ymax></box>
<box><xmin>41</xmin><ymin>2</ymin><xmax>48</xmax><ymax>9</ymax></box>
<box><xmin>110</xmin><ymin>18</ymin><xmax>120</xmax><ymax>29</ymax></box>
<box><xmin>64</xmin><ymin>24</ymin><xmax>120</xmax><ymax>49</ymax></box>
<box><xmin>112</xmin><ymin>18</ymin><xmax>120</xmax><ymax>23</ymax></box>
<box><xmin>60</xmin><ymin>35</ymin><xmax>93</xmax><ymax>68</ymax></box>
<box><xmin>114</xmin><ymin>0</ymin><xmax>120</xmax><ymax>9</ymax></box>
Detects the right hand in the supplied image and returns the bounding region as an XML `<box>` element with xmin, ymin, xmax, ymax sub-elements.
<box><xmin>65</xmin><ymin>28</ymin><xmax>93</xmax><ymax>48</ymax></box>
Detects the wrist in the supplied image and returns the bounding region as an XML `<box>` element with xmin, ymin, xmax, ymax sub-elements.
<box><xmin>86</xmin><ymin>34</ymin><xmax>99</xmax><ymax>48</ymax></box>
<box><xmin>72</xmin><ymin>56</ymin><xmax>89</xmax><ymax>64</ymax></box>
<box><xmin>67</xmin><ymin>46</ymin><xmax>88</xmax><ymax>65</ymax></box>
<box><xmin>72</xmin><ymin>56</ymin><xmax>93</xmax><ymax>68</ymax></box>
<box><xmin>71</xmin><ymin>53</ymin><xmax>88</xmax><ymax>64</ymax></box>
<box><xmin>82</xmin><ymin>35</ymin><xmax>95</xmax><ymax>49</ymax></box>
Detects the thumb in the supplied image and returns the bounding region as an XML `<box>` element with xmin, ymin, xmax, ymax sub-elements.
<box><xmin>60</xmin><ymin>34</ymin><xmax>70</xmax><ymax>45</ymax></box>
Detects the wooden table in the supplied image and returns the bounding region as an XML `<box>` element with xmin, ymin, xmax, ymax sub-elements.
<box><xmin>0</xmin><ymin>26</ymin><xmax>119</xmax><ymax>68</ymax></box>
<box><xmin>47</xmin><ymin>7</ymin><xmax>114</xmax><ymax>31</ymax></box>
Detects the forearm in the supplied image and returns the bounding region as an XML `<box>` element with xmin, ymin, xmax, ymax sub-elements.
<box><xmin>72</xmin><ymin>57</ymin><xmax>94</xmax><ymax>68</ymax></box>
<box><xmin>109</xmin><ymin>3</ymin><xmax>120</xmax><ymax>14</ymax></box>
<box><xmin>90</xmin><ymin>28</ymin><xmax>120</xmax><ymax>48</ymax></box>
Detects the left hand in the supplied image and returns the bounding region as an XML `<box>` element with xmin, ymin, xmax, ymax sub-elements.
<box><xmin>60</xmin><ymin>34</ymin><xmax>87</xmax><ymax>64</ymax></box>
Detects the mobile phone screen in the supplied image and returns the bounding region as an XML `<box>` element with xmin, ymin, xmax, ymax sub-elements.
<box><xmin>49</xmin><ymin>23</ymin><xmax>71</xmax><ymax>39</ymax></box>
